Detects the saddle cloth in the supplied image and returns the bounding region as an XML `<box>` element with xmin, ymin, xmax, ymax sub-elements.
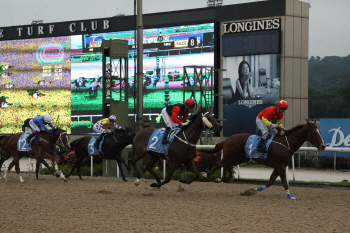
<box><xmin>17</xmin><ymin>133</ymin><xmax>37</xmax><ymax>152</ymax></box>
<box><xmin>87</xmin><ymin>135</ymin><xmax>107</xmax><ymax>156</ymax></box>
<box><xmin>146</xmin><ymin>128</ymin><xmax>181</xmax><ymax>159</ymax></box>
<box><xmin>245</xmin><ymin>135</ymin><xmax>275</xmax><ymax>159</ymax></box>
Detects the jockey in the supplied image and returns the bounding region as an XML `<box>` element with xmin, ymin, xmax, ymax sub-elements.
<box><xmin>256</xmin><ymin>100</ymin><xmax>288</xmax><ymax>152</ymax></box>
<box><xmin>93</xmin><ymin>115</ymin><xmax>122</xmax><ymax>148</ymax></box>
<box><xmin>161</xmin><ymin>98</ymin><xmax>197</xmax><ymax>144</ymax></box>
<box><xmin>24</xmin><ymin>115</ymin><xmax>56</xmax><ymax>143</ymax></box>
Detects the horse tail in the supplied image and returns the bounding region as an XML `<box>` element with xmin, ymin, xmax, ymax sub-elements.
<box><xmin>196</xmin><ymin>141</ymin><xmax>224</xmax><ymax>154</ymax></box>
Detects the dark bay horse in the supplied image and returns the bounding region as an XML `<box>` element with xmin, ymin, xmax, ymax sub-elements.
<box><xmin>65</xmin><ymin>127</ymin><xmax>136</xmax><ymax>181</ymax></box>
<box><xmin>131</xmin><ymin>108</ymin><xmax>222</xmax><ymax>188</ymax></box>
<box><xmin>2</xmin><ymin>128</ymin><xmax>71</xmax><ymax>183</ymax></box>
<box><xmin>197</xmin><ymin>120</ymin><xmax>326</xmax><ymax>199</ymax></box>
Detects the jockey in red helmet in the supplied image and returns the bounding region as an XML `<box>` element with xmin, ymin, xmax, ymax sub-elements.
<box><xmin>256</xmin><ymin>100</ymin><xmax>288</xmax><ymax>152</ymax></box>
<box><xmin>161</xmin><ymin>98</ymin><xmax>197</xmax><ymax>144</ymax></box>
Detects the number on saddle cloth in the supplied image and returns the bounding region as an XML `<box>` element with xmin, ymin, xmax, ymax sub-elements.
<box><xmin>245</xmin><ymin>135</ymin><xmax>275</xmax><ymax>159</ymax></box>
<box><xmin>88</xmin><ymin>135</ymin><xmax>107</xmax><ymax>155</ymax></box>
<box><xmin>17</xmin><ymin>133</ymin><xmax>36</xmax><ymax>152</ymax></box>
<box><xmin>146</xmin><ymin>128</ymin><xmax>181</xmax><ymax>159</ymax></box>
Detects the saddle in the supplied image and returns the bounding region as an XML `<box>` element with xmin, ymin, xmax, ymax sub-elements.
<box><xmin>146</xmin><ymin>128</ymin><xmax>181</xmax><ymax>159</ymax></box>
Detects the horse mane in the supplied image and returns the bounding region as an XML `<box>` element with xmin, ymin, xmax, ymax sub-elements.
<box><xmin>284</xmin><ymin>123</ymin><xmax>308</xmax><ymax>136</ymax></box>
<box><xmin>187</xmin><ymin>108</ymin><xmax>209</xmax><ymax>126</ymax></box>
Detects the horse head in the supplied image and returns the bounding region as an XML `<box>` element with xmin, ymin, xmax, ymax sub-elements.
<box><xmin>113</xmin><ymin>127</ymin><xmax>136</xmax><ymax>144</ymax></box>
<box><xmin>52</xmin><ymin>128</ymin><xmax>71</xmax><ymax>151</ymax></box>
<box><xmin>305</xmin><ymin>120</ymin><xmax>326</xmax><ymax>151</ymax></box>
<box><xmin>198</xmin><ymin>108</ymin><xmax>222</xmax><ymax>134</ymax></box>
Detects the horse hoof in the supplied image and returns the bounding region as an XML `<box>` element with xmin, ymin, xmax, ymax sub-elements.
<box><xmin>134</xmin><ymin>179</ymin><xmax>140</xmax><ymax>186</ymax></box>
<box><xmin>214</xmin><ymin>178</ymin><xmax>222</xmax><ymax>183</ymax></box>
<box><xmin>123</xmin><ymin>179</ymin><xmax>128</xmax><ymax>182</ymax></box>
<box><xmin>200</xmin><ymin>172</ymin><xmax>208</xmax><ymax>178</ymax></box>
<box><xmin>291</xmin><ymin>197</ymin><xmax>296</xmax><ymax>200</ymax></box>
<box><xmin>179</xmin><ymin>179</ymin><xmax>188</xmax><ymax>184</ymax></box>
<box><xmin>150</xmin><ymin>183</ymin><xmax>160</xmax><ymax>188</ymax></box>
<box><xmin>64</xmin><ymin>179</ymin><xmax>69</xmax><ymax>183</ymax></box>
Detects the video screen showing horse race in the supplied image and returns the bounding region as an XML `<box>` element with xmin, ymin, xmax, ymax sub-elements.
<box><xmin>0</xmin><ymin>23</ymin><xmax>214</xmax><ymax>134</ymax></box>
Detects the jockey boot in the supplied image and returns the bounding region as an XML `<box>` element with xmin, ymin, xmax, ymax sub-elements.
<box><xmin>161</xmin><ymin>127</ymin><xmax>171</xmax><ymax>144</ymax></box>
<box><xmin>26</xmin><ymin>134</ymin><xmax>35</xmax><ymax>143</ymax></box>
<box><xmin>257</xmin><ymin>138</ymin><xmax>267</xmax><ymax>152</ymax></box>
<box><xmin>94</xmin><ymin>133</ymin><xmax>105</xmax><ymax>149</ymax></box>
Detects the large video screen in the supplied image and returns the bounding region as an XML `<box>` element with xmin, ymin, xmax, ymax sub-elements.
<box><xmin>0</xmin><ymin>23</ymin><xmax>214</xmax><ymax>134</ymax></box>
<box><xmin>0</xmin><ymin>37</ymin><xmax>71</xmax><ymax>134</ymax></box>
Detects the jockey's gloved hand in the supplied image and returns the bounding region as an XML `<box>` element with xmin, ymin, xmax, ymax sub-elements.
<box><xmin>270</xmin><ymin>124</ymin><xmax>278</xmax><ymax>128</ymax></box>
<box><xmin>182</xmin><ymin>122</ymin><xmax>189</xmax><ymax>126</ymax></box>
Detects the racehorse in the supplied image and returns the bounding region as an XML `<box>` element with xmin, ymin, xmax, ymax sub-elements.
<box><xmin>2</xmin><ymin>128</ymin><xmax>71</xmax><ymax>183</ymax></box>
<box><xmin>131</xmin><ymin>108</ymin><xmax>222</xmax><ymax>188</ymax></box>
<box><xmin>197</xmin><ymin>120</ymin><xmax>326</xmax><ymax>199</ymax></box>
<box><xmin>0</xmin><ymin>134</ymin><xmax>65</xmax><ymax>180</ymax></box>
<box><xmin>65</xmin><ymin>127</ymin><xmax>136</xmax><ymax>181</ymax></box>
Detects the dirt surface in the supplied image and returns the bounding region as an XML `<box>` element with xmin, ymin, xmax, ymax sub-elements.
<box><xmin>1</xmin><ymin>173</ymin><xmax>350</xmax><ymax>233</ymax></box>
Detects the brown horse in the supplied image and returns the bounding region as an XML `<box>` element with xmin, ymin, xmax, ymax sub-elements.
<box><xmin>131</xmin><ymin>108</ymin><xmax>222</xmax><ymax>188</ymax></box>
<box><xmin>197</xmin><ymin>120</ymin><xmax>326</xmax><ymax>199</ymax></box>
<box><xmin>0</xmin><ymin>134</ymin><xmax>59</xmax><ymax>180</ymax></box>
<box><xmin>2</xmin><ymin>128</ymin><xmax>71</xmax><ymax>183</ymax></box>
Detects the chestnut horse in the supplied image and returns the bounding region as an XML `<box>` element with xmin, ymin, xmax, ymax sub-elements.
<box><xmin>197</xmin><ymin>120</ymin><xmax>326</xmax><ymax>199</ymax></box>
<box><xmin>131</xmin><ymin>108</ymin><xmax>222</xmax><ymax>188</ymax></box>
<box><xmin>65</xmin><ymin>127</ymin><xmax>136</xmax><ymax>181</ymax></box>
<box><xmin>0</xmin><ymin>134</ymin><xmax>60</xmax><ymax>180</ymax></box>
<box><xmin>2</xmin><ymin>128</ymin><xmax>70</xmax><ymax>183</ymax></box>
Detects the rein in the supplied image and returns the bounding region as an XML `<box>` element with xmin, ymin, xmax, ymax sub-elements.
<box><xmin>271</xmin><ymin>135</ymin><xmax>294</xmax><ymax>153</ymax></box>
<box><xmin>176</xmin><ymin>112</ymin><xmax>211</xmax><ymax>147</ymax></box>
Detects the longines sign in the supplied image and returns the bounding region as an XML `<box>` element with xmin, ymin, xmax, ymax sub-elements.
<box><xmin>0</xmin><ymin>17</ymin><xmax>133</xmax><ymax>41</ymax></box>
<box><xmin>223</xmin><ymin>18</ymin><xmax>281</xmax><ymax>34</ymax></box>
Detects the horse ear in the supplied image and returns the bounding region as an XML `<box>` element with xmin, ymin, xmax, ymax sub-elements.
<box><xmin>313</xmin><ymin>119</ymin><xmax>316</xmax><ymax>124</ymax></box>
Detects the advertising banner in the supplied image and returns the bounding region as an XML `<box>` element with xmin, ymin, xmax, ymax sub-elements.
<box><xmin>320</xmin><ymin>119</ymin><xmax>350</xmax><ymax>157</ymax></box>
<box><xmin>222</xmin><ymin>54</ymin><xmax>280</xmax><ymax>136</ymax></box>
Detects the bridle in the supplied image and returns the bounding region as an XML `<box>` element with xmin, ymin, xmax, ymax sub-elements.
<box><xmin>56</xmin><ymin>131</ymin><xmax>70</xmax><ymax>148</ymax></box>
<box><xmin>176</xmin><ymin>111</ymin><xmax>213</xmax><ymax>147</ymax></box>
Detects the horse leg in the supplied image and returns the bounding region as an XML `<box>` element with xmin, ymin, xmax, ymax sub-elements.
<box><xmin>8</xmin><ymin>155</ymin><xmax>25</xmax><ymax>183</ymax></box>
<box><xmin>277</xmin><ymin>166</ymin><xmax>295</xmax><ymax>200</ymax></box>
<box><xmin>150</xmin><ymin>161</ymin><xmax>179</xmax><ymax>188</ymax></box>
<box><xmin>3</xmin><ymin>159</ymin><xmax>15</xmax><ymax>181</ymax></box>
<box><xmin>41</xmin><ymin>151</ymin><xmax>68</xmax><ymax>182</ymax></box>
<box><xmin>202</xmin><ymin>160</ymin><xmax>224</xmax><ymax>178</ymax></box>
<box><xmin>115</xmin><ymin>156</ymin><xmax>128</xmax><ymax>182</ymax></box>
<box><xmin>36</xmin><ymin>159</ymin><xmax>54</xmax><ymax>180</ymax></box>
<box><xmin>65</xmin><ymin>160</ymin><xmax>78</xmax><ymax>179</ymax></box>
<box><xmin>131</xmin><ymin>151</ymin><xmax>147</xmax><ymax>186</ymax></box>
<box><xmin>179</xmin><ymin>160</ymin><xmax>200</xmax><ymax>184</ymax></box>
<box><xmin>0</xmin><ymin>156</ymin><xmax>7</xmax><ymax>179</ymax></box>
<box><xmin>220</xmin><ymin>166</ymin><xmax>228</xmax><ymax>183</ymax></box>
<box><xmin>256</xmin><ymin>168</ymin><xmax>279</xmax><ymax>192</ymax></box>
<box><xmin>75</xmin><ymin>164</ymin><xmax>83</xmax><ymax>180</ymax></box>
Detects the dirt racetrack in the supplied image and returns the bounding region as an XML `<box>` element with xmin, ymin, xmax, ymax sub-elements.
<box><xmin>1</xmin><ymin>173</ymin><xmax>349</xmax><ymax>233</ymax></box>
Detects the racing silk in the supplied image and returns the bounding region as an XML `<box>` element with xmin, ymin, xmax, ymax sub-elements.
<box><xmin>258</xmin><ymin>106</ymin><xmax>283</xmax><ymax>127</ymax></box>
<box><xmin>95</xmin><ymin>118</ymin><xmax>122</xmax><ymax>131</ymax></box>
<box><xmin>166</xmin><ymin>104</ymin><xmax>189</xmax><ymax>124</ymax></box>
<box><xmin>32</xmin><ymin>115</ymin><xmax>55</xmax><ymax>133</ymax></box>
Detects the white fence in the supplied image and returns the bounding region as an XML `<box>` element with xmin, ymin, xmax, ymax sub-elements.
<box><xmin>2</xmin><ymin>145</ymin><xmax>349</xmax><ymax>182</ymax></box>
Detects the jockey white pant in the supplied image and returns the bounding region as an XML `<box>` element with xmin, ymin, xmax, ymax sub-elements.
<box><xmin>161</xmin><ymin>107</ymin><xmax>178</xmax><ymax>128</ymax></box>
<box><xmin>256</xmin><ymin>116</ymin><xmax>278</xmax><ymax>139</ymax></box>
<box><xmin>93</xmin><ymin>124</ymin><xmax>111</xmax><ymax>134</ymax></box>
<box><xmin>26</xmin><ymin>119</ymin><xmax>41</xmax><ymax>135</ymax></box>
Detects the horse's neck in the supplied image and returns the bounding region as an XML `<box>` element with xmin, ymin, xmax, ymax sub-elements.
<box><xmin>184</xmin><ymin>117</ymin><xmax>203</xmax><ymax>144</ymax></box>
<box><xmin>286</xmin><ymin>126</ymin><xmax>309</xmax><ymax>151</ymax></box>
